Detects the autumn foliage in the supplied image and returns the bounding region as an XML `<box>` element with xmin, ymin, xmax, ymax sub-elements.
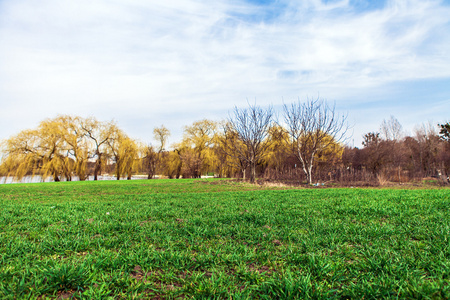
<box><xmin>1</xmin><ymin>106</ymin><xmax>449</xmax><ymax>185</ymax></box>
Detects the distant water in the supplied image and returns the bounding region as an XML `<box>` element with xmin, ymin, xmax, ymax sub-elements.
<box><xmin>0</xmin><ymin>175</ymin><xmax>147</xmax><ymax>184</ymax></box>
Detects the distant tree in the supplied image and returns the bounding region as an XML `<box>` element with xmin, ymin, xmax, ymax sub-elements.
<box><xmin>264</xmin><ymin>125</ymin><xmax>291</xmax><ymax>179</ymax></box>
<box><xmin>439</xmin><ymin>122</ymin><xmax>450</xmax><ymax>142</ymax></box>
<box><xmin>362</xmin><ymin>132</ymin><xmax>381</xmax><ymax>147</ymax></box>
<box><xmin>380</xmin><ymin>116</ymin><xmax>405</xmax><ymax>182</ymax></box>
<box><xmin>37</xmin><ymin>118</ymin><xmax>73</xmax><ymax>181</ymax></box>
<box><xmin>81</xmin><ymin>117</ymin><xmax>115</xmax><ymax>180</ymax></box>
<box><xmin>181</xmin><ymin>120</ymin><xmax>218</xmax><ymax>178</ymax></box>
<box><xmin>380</xmin><ymin>116</ymin><xmax>403</xmax><ymax>141</ymax></box>
<box><xmin>106</xmin><ymin>126</ymin><xmax>139</xmax><ymax>180</ymax></box>
<box><xmin>438</xmin><ymin>122</ymin><xmax>450</xmax><ymax>177</ymax></box>
<box><xmin>1</xmin><ymin>129</ymin><xmax>41</xmax><ymax>180</ymax></box>
<box><xmin>179</xmin><ymin>147</ymin><xmax>203</xmax><ymax>178</ymax></box>
<box><xmin>217</xmin><ymin>126</ymin><xmax>249</xmax><ymax>179</ymax></box>
<box><xmin>341</xmin><ymin>146</ymin><xmax>365</xmax><ymax>182</ymax></box>
<box><xmin>162</xmin><ymin>150</ymin><xmax>182</xmax><ymax>179</ymax></box>
<box><xmin>224</xmin><ymin>104</ymin><xmax>274</xmax><ymax>183</ymax></box>
<box><xmin>56</xmin><ymin>115</ymin><xmax>89</xmax><ymax>180</ymax></box>
<box><xmin>0</xmin><ymin>116</ymin><xmax>142</xmax><ymax>182</ymax></box>
<box><xmin>360</xmin><ymin>132</ymin><xmax>387</xmax><ymax>174</ymax></box>
<box><xmin>1</xmin><ymin>117</ymin><xmax>79</xmax><ymax>181</ymax></box>
<box><xmin>409</xmin><ymin>123</ymin><xmax>441</xmax><ymax>177</ymax></box>
<box><xmin>142</xmin><ymin>126</ymin><xmax>171</xmax><ymax>179</ymax></box>
<box><xmin>314</xmin><ymin>134</ymin><xmax>344</xmax><ymax>180</ymax></box>
<box><xmin>153</xmin><ymin>125</ymin><xmax>170</xmax><ymax>152</ymax></box>
<box><xmin>142</xmin><ymin>144</ymin><xmax>158</xmax><ymax>179</ymax></box>
<box><xmin>283</xmin><ymin>98</ymin><xmax>348</xmax><ymax>184</ymax></box>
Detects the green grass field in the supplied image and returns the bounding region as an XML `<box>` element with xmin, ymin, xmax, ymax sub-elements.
<box><xmin>0</xmin><ymin>179</ymin><xmax>449</xmax><ymax>299</ymax></box>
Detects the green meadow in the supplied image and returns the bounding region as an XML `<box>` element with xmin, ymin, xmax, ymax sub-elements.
<box><xmin>0</xmin><ymin>179</ymin><xmax>449</xmax><ymax>299</ymax></box>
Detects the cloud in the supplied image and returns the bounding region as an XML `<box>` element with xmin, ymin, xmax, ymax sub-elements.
<box><xmin>0</xmin><ymin>0</ymin><xmax>449</xmax><ymax>145</ymax></box>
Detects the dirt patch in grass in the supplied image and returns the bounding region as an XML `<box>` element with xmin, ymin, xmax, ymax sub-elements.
<box><xmin>248</xmin><ymin>264</ymin><xmax>273</xmax><ymax>275</ymax></box>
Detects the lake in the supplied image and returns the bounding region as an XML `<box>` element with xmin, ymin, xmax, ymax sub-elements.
<box><xmin>0</xmin><ymin>175</ymin><xmax>148</xmax><ymax>184</ymax></box>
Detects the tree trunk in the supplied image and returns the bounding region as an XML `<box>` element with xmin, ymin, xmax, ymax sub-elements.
<box><xmin>250</xmin><ymin>162</ymin><xmax>256</xmax><ymax>183</ymax></box>
<box><xmin>300</xmin><ymin>161</ymin><xmax>314</xmax><ymax>185</ymax></box>
<box><xmin>116</xmin><ymin>158</ymin><xmax>121</xmax><ymax>180</ymax></box>
<box><xmin>307</xmin><ymin>167</ymin><xmax>313</xmax><ymax>185</ymax></box>
<box><xmin>78</xmin><ymin>171</ymin><xmax>86</xmax><ymax>181</ymax></box>
<box><xmin>94</xmin><ymin>156</ymin><xmax>101</xmax><ymax>181</ymax></box>
<box><xmin>300</xmin><ymin>164</ymin><xmax>309</xmax><ymax>184</ymax></box>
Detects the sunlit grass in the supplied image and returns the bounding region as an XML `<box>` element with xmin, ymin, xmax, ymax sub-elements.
<box><xmin>0</xmin><ymin>179</ymin><xmax>449</xmax><ymax>299</ymax></box>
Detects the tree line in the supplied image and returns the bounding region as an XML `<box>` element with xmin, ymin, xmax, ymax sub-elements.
<box><xmin>1</xmin><ymin>99</ymin><xmax>449</xmax><ymax>185</ymax></box>
<box><xmin>343</xmin><ymin>117</ymin><xmax>450</xmax><ymax>184</ymax></box>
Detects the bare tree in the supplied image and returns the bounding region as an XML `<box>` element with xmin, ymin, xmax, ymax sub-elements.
<box><xmin>380</xmin><ymin>116</ymin><xmax>405</xmax><ymax>182</ymax></box>
<box><xmin>223</xmin><ymin>103</ymin><xmax>274</xmax><ymax>183</ymax></box>
<box><xmin>283</xmin><ymin>98</ymin><xmax>348</xmax><ymax>184</ymax></box>
<box><xmin>380</xmin><ymin>116</ymin><xmax>404</xmax><ymax>141</ymax></box>
<box><xmin>153</xmin><ymin>125</ymin><xmax>170</xmax><ymax>152</ymax></box>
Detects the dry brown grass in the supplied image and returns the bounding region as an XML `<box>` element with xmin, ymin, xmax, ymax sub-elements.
<box><xmin>261</xmin><ymin>181</ymin><xmax>290</xmax><ymax>188</ymax></box>
<box><xmin>377</xmin><ymin>172</ymin><xmax>390</xmax><ymax>186</ymax></box>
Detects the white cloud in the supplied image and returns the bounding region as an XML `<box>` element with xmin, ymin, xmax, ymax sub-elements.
<box><xmin>0</xmin><ymin>0</ymin><xmax>449</xmax><ymax>144</ymax></box>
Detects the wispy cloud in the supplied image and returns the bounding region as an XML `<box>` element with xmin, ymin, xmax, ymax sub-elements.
<box><xmin>0</xmin><ymin>0</ymin><xmax>449</xmax><ymax>144</ymax></box>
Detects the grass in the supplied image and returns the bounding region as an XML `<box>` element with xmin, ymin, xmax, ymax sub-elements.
<box><xmin>0</xmin><ymin>179</ymin><xmax>449</xmax><ymax>299</ymax></box>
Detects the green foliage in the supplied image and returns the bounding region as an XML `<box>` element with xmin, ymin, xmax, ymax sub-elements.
<box><xmin>0</xmin><ymin>179</ymin><xmax>449</xmax><ymax>299</ymax></box>
<box><xmin>439</xmin><ymin>122</ymin><xmax>450</xmax><ymax>142</ymax></box>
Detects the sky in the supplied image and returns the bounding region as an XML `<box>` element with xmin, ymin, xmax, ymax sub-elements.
<box><xmin>0</xmin><ymin>0</ymin><xmax>449</xmax><ymax>148</ymax></box>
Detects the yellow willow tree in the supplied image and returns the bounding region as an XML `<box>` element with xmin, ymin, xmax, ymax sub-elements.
<box><xmin>0</xmin><ymin>115</ymin><xmax>136</xmax><ymax>182</ymax></box>
<box><xmin>81</xmin><ymin>117</ymin><xmax>115</xmax><ymax>180</ymax></box>
<box><xmin>119</xmin><ymin>137</ymin><xmax>140</xmax><ymax>180</ymax></box>
<box><xmin>161</xmin><ymin>149</ymin><xmax>182</xmax><ymax>179</ymax></box>
<box><xmin>153</xmin><ymin>125</ymin><xmax>170</xmax><ymax>152</ymax></box>
<box><xmin>36</xmin><ymin>118</ymin><xmax>74</xmax><ymax>181</ymax></box>
<box><xmin>0</xmin><ymin>129</ymin><xmax>41</xmax><ymax>179</ymax></box>
<box><xmin>1</xmin><ymin>119</ymin><xmax>71</xmax><ymax>181</ymax></box>
<box><xmin>180</xmin><ymin>119</ymin><xmax>218</xmax><ymax>178</ymax></box>
<box><xmin>141</xmin><ymin>143</ymin><xmax>158</xmax><ymax>179</ymax></box>
<box><xmin>106</xmin><ymin>126</ymin><xmax>140</xmax><ymax>180</ymax></box>
<box><xmin>217</xmin><ymin>126</ymin><xmax>249</xmax><ymax>179</ymax></box>
<box><xmin>311</xmin><ymin>134</ymin><xmax>344</xmax><ymax>181</ymax></box>
<box><xmin>142</xmin><ymin>125</ymin><xmax>171</xmax><ymax>179</ymax></box>
<box><xmin>265</xmin><ymin>124</ymin><xmax>291</xmax><ymax>177</ymax></box>
<box><xmin>55</xmin><ymin>115</ymin><xmax>89</xmax><ymax>180</ymax></box>
<box><xmin>214</xmin><ymin>127</ymin><xmax>238</xmax><ymax>178</ymax></box>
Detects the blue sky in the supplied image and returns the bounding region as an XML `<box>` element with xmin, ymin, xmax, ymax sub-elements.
<box><xmin>0</xmin><ymin>0</ymin><xmax>449</xmax><ymax>147</ymax></box>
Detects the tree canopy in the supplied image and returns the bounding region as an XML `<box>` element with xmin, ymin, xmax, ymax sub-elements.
<box><xmin>1</xmin><ymin>102</ymin><xmax>448</xmax><ymax>185</ymax></box>
<box><xmin>439</xmin><ymin>122</ymin><xmax>450</xmax><ymax>142</ymax></box>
